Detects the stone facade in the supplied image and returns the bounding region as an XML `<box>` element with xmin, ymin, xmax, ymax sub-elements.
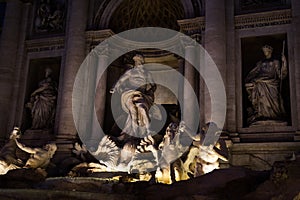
<box><xmin>0</xmin><ymin>0</ymin><xmax>299</xmax><ymax>170</ymax></box>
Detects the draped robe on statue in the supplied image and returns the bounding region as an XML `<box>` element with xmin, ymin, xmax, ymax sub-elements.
<box><xmin>245</xmin><ymin>57</ymin><xmax>287</xmax><ymax>125</ymax></box>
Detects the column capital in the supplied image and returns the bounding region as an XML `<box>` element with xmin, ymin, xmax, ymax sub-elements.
<box><xmin>93</xmin><ymin>41</ymin><xmax>110</xmax><ymax>57</ymax></box>
<box><xmin>180</xmin><ymin>35</ymin><xmax>197</xmax><ymax>49</ymax></box>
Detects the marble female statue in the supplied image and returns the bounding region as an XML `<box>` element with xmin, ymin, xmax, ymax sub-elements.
<box><xmin>245</xmin><ymin>44</ymin><xmax>288</xmax><ymax>126</ymax></box>
<box><xmin>26</xmin><ymin>67</ymin><xmax>57</xmax><ymax>129</ymax></box>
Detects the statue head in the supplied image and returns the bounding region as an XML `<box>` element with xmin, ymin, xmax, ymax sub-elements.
<box><xmin>165</xmin><ymin>122</ymin><xmax>179</xmax><ymax>139</ymax></box>
<box><xmin>9</xmin><ymin>127</ymin><xmax>21</xmax><ymax>139</ymax></box>
<box><xmin>133</xmin><ymin>54</ymin><xmax>145</xmax><ymax>66</ymax></box>
<box><xmin>45</xmin><ymin>67</ymin><xmax>53</xmax><ymax>78</ymax></box>
<box><xmin>262</xmin><ymin>45</ymin><xmax>273</xmax><ymax>58</ymax></box>
<box><xmin>44</xmin><ymin>143</ymin><xmax>57</xmax><ymax>157</ymax></box>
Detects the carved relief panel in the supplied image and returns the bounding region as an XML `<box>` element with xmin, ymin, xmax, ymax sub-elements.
<box><xmin>33</xmin><ymin>0</ymin><xmax>67</xmax><ymax>35</ymax></box>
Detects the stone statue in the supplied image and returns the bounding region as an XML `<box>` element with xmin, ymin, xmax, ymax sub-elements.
<box><xmin>48</xmin><ymin>3</ymin><xmax>64</xmax><ymax>31</ymax></box>
<box><xmin>35</xmin><ymin>0</ymin><xmax>51</xmax><ymax>32</ymax></box>
<box><xmin>14</xmin><ymin>139</ymin><xmax>57</xmax><ymax>169</ymax></box>
<box><xmin>84</xmin><ymin>122</ymin><xmax>228</xmax><ymax>182</ymax></box>
<box><xmin>180</xmin><ymin>122</ymin><xmax>228</xmax><ymax>176</ymax></box>
<box><xmin>90</xmin><ymin>135</ymin><xmax>137</xmax><ymax>172</ymax></box>
<box><xmin>26</xmin><ymin>67</ymin><xmax>57</xmax><ymax>130</ymax></box>
<box><xmin>110</xmin><ymin>54</ymin><xmax>160</xmax><ymax>137</ymax></box>
<box><xmin>35</xmin><ymin>0</ymin><xmax>65</xmax><ymax>32</ymax></box>
<box><xmin>0</xmin><ymin>127</ymin><xmax>24</xmax><ymax>175</ymax></box>
<box><xmin>245</xmin><ymin>44</ymin><xmax>288</xmax><ymax>126</ymax></box>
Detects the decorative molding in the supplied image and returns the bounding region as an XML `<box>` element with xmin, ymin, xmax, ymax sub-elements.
<box><xmin>235</xmin><ymin>9</ymin><xmax>292</xmax><ymax>30</ymax></box>
<box><xmin>25</xmin><ymin>36</ymin><xmax>65</xmax><ymax>53</ymax></box>
<box><xmin>177</xmin><ymin>16</ymin><xmax>205</xmax><ymax>34</ymax></box>
<box><xmin>180</xmin><ymin>35</ymin><xmax>198</xmax><ymax>48</ymax></box>
<box><xmin>105</xmin><ymin>33</ymin><xmax>184</xmax><ymax>56</ymax></box>
<box><xmin>93</xmin><ymin>41</ymin><xmax>109</xmax><ymax>57</ymax></box>
<box><xmin>85</xmin><ymin>29</ymin><xmax>115</xmax><ymax>53</ymax></box>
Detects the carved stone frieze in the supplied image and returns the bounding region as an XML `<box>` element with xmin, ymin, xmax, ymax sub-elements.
<box><xmin>33</xmin><ymin>0</ymin><xmax>67</xmax><ymax>34</ymax></box>
<box><xmin>85</xmin><ymin>29</ymin><xmax>115</xmax><ymax>53</ymax></box>
<box><xmin>25</xmin><ymin>36</ymin><xmax>65</xmax><ymax>53</ymax></box>
<box><xmin>177</xmin><ymin>9</ymin><xmax>291</xmax><ymax>33</ymax></box>
<box><xmin>177</xmin><ymin>17</ymin><xmax>204</xmax><ymax>43</ymax></box>
<box><xmin>235</xmin><ymin>9</ymin><xmax>291</xmax><ymax>30</ymax></box>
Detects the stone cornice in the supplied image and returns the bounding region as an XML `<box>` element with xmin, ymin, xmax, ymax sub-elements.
<box><xmin>107</xmin><ymin>32</ymin><xmax>184</xmax><ymax>55</ymax></box>
<box><xmin>86</xmin><ymin>29</ymin><xmax>115</xmax><ymax>42</ymax></box>
<box><xmin>234</xmin><ymin>9</ymin><xmax>292</xmax><ymax>30</ymax></box>
<box><xmin>25</xmin><ymin>36</ymin><xmax>65</xmax><ymax>53</ymax></box>
<box><xmin>177</xmin><ymin>9</ymin><xmax>291</xmax><ymax>33</ymax></box>
<box><xmin>85</xmin><ymin>29</ymin><xmax>115</xmax><ymax>52</ymax></box>
<box><xmin>177</xmin><ymin>16</ymin><xmax>205</xmax><ymax>34</ymax></box>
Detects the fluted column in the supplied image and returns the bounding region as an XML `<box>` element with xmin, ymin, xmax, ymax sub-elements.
<box><xmin>56</xmin><ymin>0</ymin><xmax>89</xmax><ymax>156</ymax></box>
<box><xmin>181</xmin><ymin>38</ymin><xmax>198</xmax><ymax>133</ymax></box>
<box><xmin>292</xmin><ymin>0</ymin><xmax>300</xmax><ymax>139</ymax></box>
<box><xmin>177</xmin><ymin>57</ymin><xmax>184</xmax><ymax>110</ymax></box>
<box><xmin>204</xmin><ymin>0</ymin><xmax>227</xmax><ymax>128</ymax></box>
<box><xmin>0</xmin><ymin>0</ymin><xmax>22</xmax><ymax>140</ymax></box>
<box><xmin>225</xmin><ymin>0</ymin><xmax>236</xmax><ymax>133</ymax></box>
<box><xmin>93</xmin><ymin>44</ymin><xmax>108</xmax><ymax>140</ymax></box>
<box><xmin>8</xmin><ymin>2</ymin><xmax>31</xmax><ymax>132</ymax></box>
<box><xmin>95</xmin><ymin>47</ymin><xmax>108</xmax><ymax>127</ymax></box>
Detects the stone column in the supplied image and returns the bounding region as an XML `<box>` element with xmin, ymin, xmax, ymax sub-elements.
<box><xmin>177</xmin><ymin>57</ymin><xmax>184</xmax><ymax>109</ymax></box>
<box><xmin>96</xmin><ymin>59</ymin><xmax>108</xmax><ymax>128</ymax></box>
<box><xmin>94</xmin><ymin>44</ymin><xmax>108</xmax><ymax>137</ymax></box>
<box><xmin>181</xmin><ymin>39</ymin><xmax>198</xmax><ymax>133</ymax></box>
<box><xmin>0</xmin><ymin>0</ymin><xmax>22</xmax><ymax>140</ymax></box>
<box><xmin>292</xmin><ymin>0</ymin><xmax>300</xmax><ymax>140</ymax></box>
<box><xmin>204</xmin><ymin>0</ymin><xmax>227</xmax><ymax>129</ymax></box>
<box><xmin>225</xmin><ymin>0</ymin><xmax>236</xmax><ymax>133</ymax></box>
<box><xmin>8</xmin><ymin>2</ymin><xmax>31</xmax><ymax>133</ymax></box>
<box><xmin>55</xmin><ymin>0</ymin><xmax>89</xmax><ymax>159</ymax></box>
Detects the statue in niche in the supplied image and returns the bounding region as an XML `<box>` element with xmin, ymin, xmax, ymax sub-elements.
<box><xmin>110</xmin><ymin>54</ymin><xmax>161</xmax><ymax>137</ymax></box>
<box><xmin>26</xmin><ymin>67</ymin><xmax>57</xmax><ymax>130</ymax></box>
<box><xmin>245</xmin><ymin>44</ymin><xmax>288</xmax><ymax>126</ymax></box>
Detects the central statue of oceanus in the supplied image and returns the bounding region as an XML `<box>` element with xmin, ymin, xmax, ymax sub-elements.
<box><xmin>110</xmin><ymin>54</ymin><xmax>161</xmax><ymax>137</ymax></box>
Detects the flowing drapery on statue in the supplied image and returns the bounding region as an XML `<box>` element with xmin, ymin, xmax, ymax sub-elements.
<box><xmin>110</xmin><ymin>54</ymin><xmax>161</xmax><ymax>137</ymax></box>
<box><xmin>26</xmin><ymin>68</ymin><xmax>57</xmax><ymax>129</ymax></box>
<box><xmin>245</xmin><ymin>44</ymin><xmax>288</xmax><ymax>126</ymax></box>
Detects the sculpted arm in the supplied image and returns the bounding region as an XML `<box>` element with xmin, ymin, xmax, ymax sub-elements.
<box><xmin>14</xmin><ymin>139</ymin><xmax>36</xmax><ymax>154</ymax></box>
<box><xmin>245</xmin><ymin>62</ymin><xmax>261</xmax><ymax>83</ymax></box>
<box><xmin>30</xmin><ymin>84</ymin><xmax>48</xmax><ymax>96</ymax></box>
